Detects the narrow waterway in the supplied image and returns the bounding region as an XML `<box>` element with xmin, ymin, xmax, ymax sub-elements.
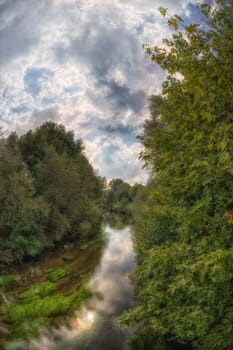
<box><xmin>24</xmin><ymin>222</ymin><xmax>135</xmax><ymax>350</ymax></box>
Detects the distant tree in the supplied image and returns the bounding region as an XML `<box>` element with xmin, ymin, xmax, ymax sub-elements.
<box><xmin>105</xmin><ymin>179</ymin><xmax>136</xmax><ymax>215</ymax></box>
<box><xmin>104</xmin><ymin>179</ymin><xmax>147</xmax><ymax>217</ymax></box>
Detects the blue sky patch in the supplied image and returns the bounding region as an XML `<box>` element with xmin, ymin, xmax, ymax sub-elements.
<box><xmin>11</xmin><ymin>105</ymin><xmax>31</xmax><ymax>114</ymax></box>
<box><xmin>135</xmin><ymin>24</ymin><xmax>144</xmax><ymax>35</ymax></box>
<box><xmin>144</xmin><ymin>14</ymin><xmax>156</xmax><ymax>24</ymax></box>
<box><xmin>183</xmin><ymin>3</ymin><xmax>206</xmax><ymax>27</ymax></box>
<box><xmin>24</xmin><ymin>67</ymin><xmax>54</xmax><ymax>98</ymax></box>
<box><xmin>63</xmin><ymin>85</ymin><xmax>81</xmax><ymax>95</ymax></box>
<box><xmin>41</xmin><ymin>96</ymin><xmax>57</xmax><ymax>106</ymax></box>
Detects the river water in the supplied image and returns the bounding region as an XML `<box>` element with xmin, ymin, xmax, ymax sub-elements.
<box><xmin>22</xmin><ymin>223</ymin><xmax>135</xmax><ymax>350</ymax></box>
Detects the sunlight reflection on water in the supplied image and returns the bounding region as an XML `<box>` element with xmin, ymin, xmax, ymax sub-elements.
<box><xmin>28</xmin><ymin>224</ymin><xmax>135</xmax><ymax>350</ymax></box>
<box><xmin>73</xmin><ymin>307</ymin><xmax>96</xmax><ymax>332</ymax></box>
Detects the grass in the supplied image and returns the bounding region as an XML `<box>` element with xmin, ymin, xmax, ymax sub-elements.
<box><xmin>89</xmin><ymin>232</ymin><xmax>106</xmax><ymax>244</ymax></box>
<box><xmin>0</xmin><ymin>275</ymin><xmax>16</xmax><ymax>288</ymax></box>
<box><xmin>1</xmin><ymin>276</ymin><xmax>90</xmax><ymax>350</ymax></box>
<box><xmin>62</xmin><ymin>255</ymin><xmax>75</xmax><ymax>262</ymax></box>
<box><xmin>0</xmin><ymin>232</ymin><xmax>105</xmax><ymax>347</ymax></box>
<box><xmin>47</xmin><ymin>267</ymin><xmax>70</xmax><ymax>282</ymax></box>
<box><xmin>5</xmin><ymin>277</ymin><xmax>90</xmax><ymax>325</ymax></box>
<box><xmin>7</xmin><ymin>294</ymin><xmax>72</xmax><ymax>324</ymax></box>
<box><xmin>80</xmin><ymin>243</ymin><xmax>89</xmax><ymax>251</ymax></box>
<box><xmin>80</xmin><ymin>232</ymin><xmax>105</xmax><ymax>251</ymax></box>
<box><xmin>18</xmin><ymin>281</ymin><xmax>56</xmax><ymax>302</ymax></box>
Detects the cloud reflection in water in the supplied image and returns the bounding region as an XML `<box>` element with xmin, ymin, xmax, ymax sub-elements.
<box><xmin>29</xmin><ymin>224</ymin><xmax>135</xmax><ymax>350</ymax></box>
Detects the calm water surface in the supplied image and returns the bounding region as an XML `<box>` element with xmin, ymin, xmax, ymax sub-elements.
<box><xmin>27</xmin><ymin>224</ymin><xmax>135</xmax><ymax>350</ymax></box>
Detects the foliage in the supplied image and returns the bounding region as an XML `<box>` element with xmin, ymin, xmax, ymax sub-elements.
<box><xmin>0</xmin><ymin>135</ymin><xmax>49</xmax><ymax>264</ymax></box>
<box><xmin>129</xmin><ymin>327</ymin><xmax>167</xmax><ymax>350</ymax></box>
<box><xmin>106</xmin><ymin>213</ymin><xmax>131</xmax><ymax>230</ymax></box>
<box><xmin>104</xmin><ymin>178</ymin><xmax>145</xmax><ymax>216</ymax></box>
<box><xmin>0</xmin><ymin>122</ymin><xmax>104</xmax><ymax>265</ymax></box>
<box><xmin>121</xmin><ymin>1</ymin><xmax>233</xmax><ymax>350</ymax></box>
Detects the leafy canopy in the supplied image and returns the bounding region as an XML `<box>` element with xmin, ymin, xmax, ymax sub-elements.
<box><xmin>121</xmin><ymin>1</ymin><xmax>233</xmax><ymax>349</ymax></box>
<box><xmin>0</xmin><ymin>122</ymin><xmax>103</xmax><ymax>265</ymax></box>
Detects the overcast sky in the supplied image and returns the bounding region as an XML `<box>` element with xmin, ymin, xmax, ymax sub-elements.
<box><xmin>0</xmin><ymin>0</ymin><xmax>203</xmax><ymax>183</ymax></box>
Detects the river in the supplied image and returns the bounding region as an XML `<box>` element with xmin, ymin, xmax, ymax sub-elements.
<box><xmin>1</xmin><ymin>219</ymin><xmax>135</xmax><ymax>350</ymax></box>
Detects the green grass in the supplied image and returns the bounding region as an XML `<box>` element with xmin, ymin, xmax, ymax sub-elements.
<box><xmin>7</xmin><ymin>294</ymin><xmax>70</xmax><ymax>324</ymax></box>
<box><xmin>0</xmin><ymin>233</ymin><xmax>104</xmax><ymax>347</ymax></box>
<box><xmin>80</xmin><ymin>232</ymin><xmax>105</xmax><ymax>251</ymax></box>
<box><xmin>0</xmin><ymin>275</ymin><xmax>16</xmax><ymax>288</ymax></box>
<box><xmin>19</xmin><ymin>281</ymin><xmax>56</xmax><ymax>302</ymax></box>
<box><xmin>62</xmin><ymin>255</ymin><xmax>75</xmax><ymax>262</ymax></box>
<box><xmin>47</xmin><ymin>267</ymin><xmax>70</xmax><ymax>282</ymax></box>
<box><xmin>0</xmin><ymin>277</ymin><xmax>91</xmax><ymax>350</ymax></box>
<box><xmin>89</xmin><ymin>232</ymin><xmax>106</xmax><ymax>244</ymax></box>
<box><xmin>6</xmin><ymin>277</ymin><xmax>90</xmax><ymax>325</ymax></box>
<box><xmin>80</xmin><ymin>243</ymin><xmax>89</xmax><ymax>251</ymax></box>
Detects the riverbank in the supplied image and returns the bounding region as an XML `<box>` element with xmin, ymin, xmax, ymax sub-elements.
<box><xmin>0</xmin><ymin>232</ymin><xmax>105</xmax><ymax>349</ymax></box>
<box><xmin>0</xmin><ymin>215</ymin><xmax>135</xmax><ymax>350</ymax></box>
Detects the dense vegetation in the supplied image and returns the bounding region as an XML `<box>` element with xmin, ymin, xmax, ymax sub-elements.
<box><xmin>0</xmin><ymin>122</ymin><xmax>103</xmax><ymax>265</ymax></box>
<box><xmin>121</xmin><ymin>1</ymin><xmax>233</xmax><ymax>350</ymax></box>
<box><xmin>104</xmin><ymin>178</ymin><xmax>145</xmax><ymax>216</ymax></box>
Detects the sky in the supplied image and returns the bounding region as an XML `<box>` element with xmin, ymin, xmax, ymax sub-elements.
<box><xmin>0</xmin><ymin>0</ymin><xmax>202</xmax><ymax>183</ymax></box>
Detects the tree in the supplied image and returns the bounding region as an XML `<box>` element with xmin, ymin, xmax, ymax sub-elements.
<box><xmin>121</xmin><ymin>2</ymin><xmax>233</xmax><ymax>349</ymax></box>
<box><xmin>19</xmin><ymin>122</ymin><xmax>103</xmax><ymax>243</ymax></box>
<box><xmin>0</xmin><ymin>134</ymin><xmax>48</xmax><ymax>264</ymax></box>
<box><xmin>19</xmin><ymin>121</ymin><xmax>83</xmax><ymax>171</ymax></box>
<box><xmin>0</xmin><ymin>122</ymin><xmax>103</xmax><ymax>264</ymax></box>
<box><xmin>104</xmin><ymin>179</ymin><xmax>131</xmax><ymax>214</ymax></box>
<box><xmin>103</xmin><ymin>179</ymin><xmax>145</xmax><ymax>216</ymax></box>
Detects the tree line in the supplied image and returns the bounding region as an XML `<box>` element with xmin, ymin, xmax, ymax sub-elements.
<box><xmin>103</xmin><ymin>178</ymin><xmax>146</xmax><ymax>216</ymax></box>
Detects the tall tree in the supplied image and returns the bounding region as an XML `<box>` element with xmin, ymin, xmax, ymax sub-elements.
<box><xmin>0</xmin><ymin>133</ymin><xmax>49</xmax><ymax>264</ymax></box>
<box><xmin>19</xmin><ymin>122</ymin><xmax>103</xmax><ymax>243</ymax></box>
<box><xmin>0</xmin><ymin>122</ymin><xmax>103</xmax><ymax>265</ymax></box>
<box><xmin>121</xmin><ymin>2</ymin><xmax>233</xmax><ymax>349</ymax></box>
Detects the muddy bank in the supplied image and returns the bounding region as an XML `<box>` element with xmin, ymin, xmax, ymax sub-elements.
<box><xmin>0</xmin><ymin>233</ymin><xmax>105</xmax><ymax>348</ymax></box>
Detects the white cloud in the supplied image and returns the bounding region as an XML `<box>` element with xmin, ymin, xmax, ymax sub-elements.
<box><xmin>0</xmin><ymin>0</ymin><xmax>199</xmax><ymax>183</ymax></box>
<box><xmin>85</xmin><ymin>136</ymin><xmax>148</xmax><ymax>184</ymax></box>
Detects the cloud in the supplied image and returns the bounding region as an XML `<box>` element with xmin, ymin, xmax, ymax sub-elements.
<box><xmin>74</xmin><ymin>23</ymin><xmax>136</xmax><ymax>79</ymax></box>
<box><xmin>85</xmin><ymin>137</ymin><xmax>148</xmax><ymax>184</ymax></box>
<box><xmin>0</xmin><ymin>0</ymin><xmax>199</xmax><ymax>183</ymax></box>
<box><xmin>79</xmin><ymin>113</ymin><xmax>137</xmax><ymax>137</ymax></box>
<box><xmin>11</xmin><ymin>106</ymin><xmax>60</xmax><ymax>135</ymax></box>
<box><xmin>54</xmin><ymin>3</ymin><xmax>148</xmax><ymax>113</ymax></box>
<box><xmin>0</xmin><ymin>0</ymin><xmax>43</xmax><ymax>64</ymax></box>
<box><xmin>101</xmin><ymin>80</ymin><xmax>146</xmax><ymax>113</ymax></box>
<box><xmin>100</xmin><ymin>123</ymin><xmax>136</xmax><ymax>136</ymax></box>
<box><xmin>118</xmin><ymin>0</ymin><xmax>196</xmax><ymax>15</ymax></box>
